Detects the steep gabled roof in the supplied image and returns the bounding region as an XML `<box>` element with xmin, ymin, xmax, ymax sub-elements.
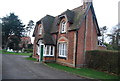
<box><xmin>32</xmin><ymin>24</ymin><xmax>38</xmax><ymax>37</ymax></box>
<box><xmin>89</xmin><ymin>3</ymin><xmax>101</xmax><ymax>36</ymax></box>
<box><xmin>58</xmin><ymin>9</ymin><xmax>75</xmax><ymax>24</ymax></box>
<box><xmin>43</xmin><ymin>34</ymin><xmax>56</xmax><ymax>45</ymax></box>
<box><xmin>33</xmin><ymin>15</ymin><xmax>56</xmax><ymax>45</ymax></box>
<box><xmin>51</xmin><ymin>2</ymin><xmax>101</xmax><ymax>36</ymax></box>
<box><xmin>50</xmin><ymin>4</ymin><xmax>87</xmax><ymax>33</ymax></box>
<box><xmin>51</xmin><ymin>16</ymin><xmax>59</xmax><ymax>33</ymax></box>
<box><xmin>51</xmin><ymin>9</ymin><xmax>75</xmax><ymax>34</ymax></box>
<box><xmin>41</xmin><ymin>15</ymin><xmax>55</xmax><ymax>34</ymax></box>
<box><xmin>33</xmin><ymin>2</ymin><xmax>101</xmax><ymax>45</ymax></box>
<box><xmin>68</xmin><ymin>5</ymin><xmax>87</xmax><ymax>31</ymax></box>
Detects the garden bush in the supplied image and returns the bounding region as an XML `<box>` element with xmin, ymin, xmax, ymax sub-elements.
<box><xmin>85</xmin><ymin>50</ymin><xmax>120</xmax><ymax>75</ymax></box>
<box><xmin>24</xmin><ymin>49</ymin><xmax>33</xmax><ymax>53</ymax></box>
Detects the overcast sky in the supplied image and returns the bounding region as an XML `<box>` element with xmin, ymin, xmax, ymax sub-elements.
<box><xmin>0</xmin><ymin>0</ymin><xmax>119</xmax><ymax>43</ymax></box>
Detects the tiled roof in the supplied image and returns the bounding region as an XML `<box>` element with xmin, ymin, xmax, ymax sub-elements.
<box><xmin>51</xmin><ymin>4</ymin><xmax>87</xmax><ymax>33</ymax></box>
<box><xmin>33</xmin><ymin>2</ymin><xmax>101</xmax><ymax>45</ymax></box>
<box><xmin>34</xmin><ymin>15</ymin><xmax>56</xmax><ymax>45</ymax></box>
<box><xmin>51</xmin><ymin>17</ymin><xmax>59</xmax><ymax>33</ymax></box>
<box><xmin>51</xmin><ymin>3</ymin><xmax>101</xmax><ymax>35</ymax></box>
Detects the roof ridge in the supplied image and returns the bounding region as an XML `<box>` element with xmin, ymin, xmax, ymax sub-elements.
<box><xmin>46</xmin><ymin>14</ymin><xmax>55</xmax><ymax>18</ymax></box>
<box><xmin>72</xmin><ymin>5</ymin><xmax>83</xmax><ymax>11</ymax></box>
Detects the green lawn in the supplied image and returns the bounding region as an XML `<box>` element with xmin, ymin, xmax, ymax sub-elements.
<box><xmin>0</xmin><ymin>50</ymin><xmax>2</xmax><ymax>53</ymax></box>
<box><xmin>25</xmin><ymin>57</ymin><xmax>37</xmax><ymax>61</ymax></box>
<box><xmin>1</xmin><ymin>50</ymin><xmax>32</xmax><ymax>56</ymax></box>
<box><xmin>45</xmin><ymin>63</ymin><xmax>119</xmax><ymax>80</ymax></box>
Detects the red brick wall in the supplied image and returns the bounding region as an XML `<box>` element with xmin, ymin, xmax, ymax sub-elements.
<box><xmin>33</xmin><ymin>24</ymin><xmax>42</xmax><ymax>59</ymax></box>
<box><xmin>33</xmin><ymin>8</ymin><xmax>99</xmax><ymax>68</ymax></box>
<box><xmin>98</xmin><ymin>46</ymin><xmax>106</xmax><ymax>50</ymax></box>
<box><xmin>92</xmin><ymin>21</ymin><xmax>98</xmax><ymax>50</ymax></box>
<box><xmin>76</xmin><ymin>19</ymin><xmax>86</xmax><ymax>67</ymax></box>
<box><xmin>43</xmin><ymin>57</ymin><xmax>55</xmax><ymax>62</ymax></box>
<box><xmin>86</xmin><ymin>8</ymin><xmax>98</xmax><ymax>51</ymax></box>
<box><xmin>56</xmin><ymin>18</ymin><xmax>75</xmax><ymax>67</ymax></box>
<box><xmin>76</xmin><ymin>8</ymin><xmax>98</xmax><ymax>67</ymax></box>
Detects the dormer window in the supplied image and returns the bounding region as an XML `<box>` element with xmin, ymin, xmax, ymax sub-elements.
<box><xmin>61</xmin><ymin>20</ymin><xmax>67</xmax><ymax>33</ymax></box>
<box><xmin>39</xmin><ymin>25</ymin><xmax>43</xmax><ymax>34</ymax></box>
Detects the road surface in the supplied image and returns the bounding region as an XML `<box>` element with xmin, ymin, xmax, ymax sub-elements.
<box><xmin>2</xmin><ymin>54</ymin><xmax>84</xmax><ymax>79</ymax></box>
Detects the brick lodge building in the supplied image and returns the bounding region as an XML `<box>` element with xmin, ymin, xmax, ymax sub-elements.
<box><xmin>32</xmin><ymin>2</ymin><xmax>105</xmax><ymax>67</ymax></box>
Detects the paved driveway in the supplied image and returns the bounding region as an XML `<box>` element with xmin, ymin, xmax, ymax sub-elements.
<box><xmin>2</xmin><ymin>54</ymin><xmax>99</xmax><ymax>81</ymax></box>
<box><xmin>2</xmin><ymin>54</ymin><xmax>84</xmax><ymax>79</ymax></box>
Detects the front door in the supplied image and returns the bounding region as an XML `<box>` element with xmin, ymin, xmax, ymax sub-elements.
<box><xmin>40</xmin><ymin>45</ymin><xmax>44</xmax><ymax>62</ymax></box>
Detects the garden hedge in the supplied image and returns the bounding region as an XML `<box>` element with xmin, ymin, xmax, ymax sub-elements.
<box><xmin>24</xmin><ymin>49</ymin><xmax>33</xmax><ymax>53</ymax></box>
<box><xmin>85</xmin><ymin>50</ymin><xmax>120</xmax><ymax>75</ymax></box>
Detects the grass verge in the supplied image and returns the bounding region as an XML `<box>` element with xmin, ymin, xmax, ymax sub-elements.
<box><xmin>0</xmin><ymin>50</ymin><xmax>2</xmax><ymax>53</ymax></box>
<box><xmin>1</xmin><ymin>50</ymin><xmax>32</xmax><ymax>56</ymax></box>
<box><xmin>25</xmin><ymin>57</ymin><xmax>37</xmax><ymax>61</ymax></box>
<box><xmin>45</xmin><ymin>63</ymin><xmax>119</xmax><ymax>80</ymax></box>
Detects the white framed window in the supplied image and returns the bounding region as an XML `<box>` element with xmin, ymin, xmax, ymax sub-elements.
<box><xmin>44</xmin><ymin>45</ymin><xmax>55</xmax><ymax>56</ymax></box>
<box><xmin>58</xmin><ymin>43</ymin><xmax>67</xmax><ymax>57</ymax></box>
<box><xmin>61</xmin><ymin>21</ymin><xmax>67</xmax><ymax>33</ymax></box>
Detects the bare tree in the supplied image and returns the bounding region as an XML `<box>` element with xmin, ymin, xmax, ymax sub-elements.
<box><xmin>107</xmin><ymin>24</ymin><xmax>120</xmax><ymax>50</ymax></box>
<box><xmin>25</xmin><ymin>20</ymin><xmax>34</xmax><ymax>36</ymax></box>
<box><xmin>100</xmin><ymin>26</ymin><xmax>107</xmax><ymax>43</ymax></box>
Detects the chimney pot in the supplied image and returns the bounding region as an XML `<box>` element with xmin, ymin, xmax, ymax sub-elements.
<box><xmin>82</xmin><ymin>0</ymin><xmax>93</xmax><ymax>9</ymax></box>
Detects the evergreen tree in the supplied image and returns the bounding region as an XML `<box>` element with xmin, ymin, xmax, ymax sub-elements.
<box><xmin>2</xmin><ymin>13</ymin><xmax>25</xmax><ymax>49</ymax></box>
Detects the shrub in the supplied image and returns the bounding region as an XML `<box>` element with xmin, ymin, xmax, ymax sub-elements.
<box><xmin>85</xmin><ymin>50</ymin><xmax>120</xmax><ymax>75</ymax></box>
<box><xmin>29</xmin><ymin>53</ymin><xmax>33</xmax><ymax>58</ymax></box>
<box><xmin>24</xmin><ymin>49</ymin><xmax>33</xmax><ymax>53</ymax></box>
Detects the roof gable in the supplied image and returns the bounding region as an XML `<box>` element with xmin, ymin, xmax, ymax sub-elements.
<box><xmin>41</xmin><ymin>15</ymin><xmax>55</xmax><ymax>34</ymax></box>
<box><xmin>33</xmin><ymin>15</ymin><xmax>56</xmax><ymax>45</ymax></box>
<box><xmin>33</xmin><ymin>2</ymin><xmax>101</xmax><ymax>45</ymax></box>
<box><xmin>51</xmin><ymin>2</ymin><xmax>101</xmax><ymax>36</ymax></box>
<box><xmin>58</xmin><ymin>9</ymin><xmax>75</xmax><ymax>24</ymax></box>
<box><xmin>33</xmin><ymin>15</ymin><xmax>55</xmax><ymax>37</ymax></box>
<box><xmin>51</xmin><ymin>4</ymin><xmax>88</xmax><ymax>33</ymax></box>
<box><xmin>86</xmin><ymin>3</ymin><xmax>101</xmax><ymax>36</ymax></box>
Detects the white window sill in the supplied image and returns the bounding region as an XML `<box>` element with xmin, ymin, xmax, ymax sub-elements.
<box><xmin>61</xmin><ymin>32</ymin><xmax>66</xmax><ymax>33</ymax></box>
<box><xmin>43</xmin><ymin>55</ymin><xmax>54</xmax><ymax>57</ymax></box>
<box><xmin>58</xmin><ymin>55</ymin><xmax>66</xmax><ymax>58</ymax></box>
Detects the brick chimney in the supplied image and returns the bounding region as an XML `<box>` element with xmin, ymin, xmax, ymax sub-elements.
<box><xmin>83</xmin><ymin>0</ymin><xmax>93</xmax><ymax>9</ymax></box>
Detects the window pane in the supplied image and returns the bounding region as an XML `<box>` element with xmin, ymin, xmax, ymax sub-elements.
<box><xmin>59</xmin><ymin>44</ymin><xmax>61</xmax><ymax>55</ymax></box>
<box><xmin>53</xmin><ymin>47</ymin><xmax>55</xmax><ymax>56</ymax></box>
<box><xmin>61</xmin><ymin>21</ymin><xmax>66</xmax><ymax>33</ymax></box>
<box><xmin>46</xmin><ymin>46</ymin><xmax>49</xmax><ymax>55</ymax></box>
<box><xmin>62</xmin><ymin>44</ymin><xmax>64</xmax><ymax>55</ymax></box>
<box><xmin>39</xmin><ymin>27</ymin><xmax>42</xmax><ymax>34</ymax></box>
<box><xmin>64</xmin><ymin>43</ymin><xmax>67</xmax><ymax>57</ymax></box>
<box><xmin>59</xmin><ymin>44</ymin><xmax>60</xmax><ymax>55</ymax></box>
<box><xmin>50</xmin><ymin>46</ymin><xmax>53</xmax><ymax>55</ymax></box>
<box><xmin>43</xmin><ymin>46</ymin><xmax>46</xmax><ymax>55</ymax></box>
<box><xmin>58</xmin><ymin>43</ymin><xmax>67</xmax><ymax>57</ymax></box>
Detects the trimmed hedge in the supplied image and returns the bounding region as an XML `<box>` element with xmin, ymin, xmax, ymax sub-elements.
<box><xmin>85</xmin><ymin>50</ymin><xmax>120</xmax><ymax>75</ymax></box>
<box><xmin>24</xmin><ymin>49</ymin><xmax>33</xmax><ymax>53</ymax></box>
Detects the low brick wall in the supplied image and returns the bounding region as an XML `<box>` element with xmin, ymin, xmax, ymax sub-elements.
<box><xmin>43</xmin><ymin>56</ymin><xmax>55</xmax><ymax>62</ymax></box>
<box><xmin>98</xmin><ymin>45</ymin><xmax>106</xmax><ymax>50</ymax></box>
